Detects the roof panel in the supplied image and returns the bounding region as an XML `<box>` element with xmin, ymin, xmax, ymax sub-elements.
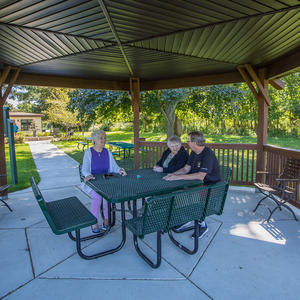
<box><xmin>0</xmin><ymin>0</ymin><xmax>299</xmax><ymax>85</ymax></box>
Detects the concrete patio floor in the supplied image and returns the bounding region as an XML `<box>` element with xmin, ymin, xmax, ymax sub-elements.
<box><xmin>1</xmin><ymin>141</ymin><xmax>299</xmax><ymax>300</ymax></box>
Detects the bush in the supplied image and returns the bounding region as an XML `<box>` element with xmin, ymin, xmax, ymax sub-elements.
<box><xmin>14</xmin><ymin>132</ymin><xmax>26</xmax><ymax>144</ymax></box>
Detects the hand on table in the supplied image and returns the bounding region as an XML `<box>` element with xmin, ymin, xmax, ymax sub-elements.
<box><xmin>153</xmin><ymin>166</ymin><xmax>163</xmax><ymax>172</ymax></box>
<box><xmin>84</xmin><ymin>175</ymin><xmax>95</xmax><ymax>183</ymax></box>
<box><xmin>119</xmin><ymin>168</ymin><xmax>127</xmax><ymax>176</ymax></box>
<box><xmin>163</xmin><ymin>174</ymin><xmax>181</xmax><ymax>181</ymax></box>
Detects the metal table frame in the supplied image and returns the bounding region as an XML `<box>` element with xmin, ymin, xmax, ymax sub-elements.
<box><xmin>86</xmin><ymin>168</ymin><xmax>203</xmax><ymax>259</ymax></box>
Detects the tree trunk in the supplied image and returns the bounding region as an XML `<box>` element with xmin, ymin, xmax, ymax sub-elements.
<box><xmin>174</xmin><ymin>116</ymin><xmax>182</xmax><ymax>136</ymax></box>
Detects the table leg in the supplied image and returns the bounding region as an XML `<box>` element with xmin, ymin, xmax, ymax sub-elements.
<box><xmin>75</xmin><ymin>202</ymin><xmax>127</xmax><ymax>260</ymax></box>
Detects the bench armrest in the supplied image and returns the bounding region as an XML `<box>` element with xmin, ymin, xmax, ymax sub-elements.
<box><xmin>275</xmin><ymin>178</ymin><xmax>299</xmax><ymax>182</ymax></box>
<box><xmin>256</xmin><ymin>171</ymin><xmax>279</xmax><ymax>175</ymax></box>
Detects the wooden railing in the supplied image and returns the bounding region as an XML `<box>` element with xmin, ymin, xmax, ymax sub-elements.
<box><xmin>138</xmin><ymin>141</ymin><xmax>300</xmax><ymax>205</ymax></box>
<box><xmin>139</xmin><ymin>141</ymin><xmax>257</xmax><ymax>185</ymax></box>
<box><xmin>139</xmin><ymin>142</ymin><xmax>300</xmax><ymax>202</ymax></box>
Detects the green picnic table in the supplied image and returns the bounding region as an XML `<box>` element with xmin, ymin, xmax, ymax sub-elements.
<box><xmin>107</xmin><ymin>141</ymin><xmax>134</xmax><ymax>158</ymax></box>
<box><xmin>86</xmin><ymin>168</ymin><xmax>203</xmax><ymax>259</ymax></box>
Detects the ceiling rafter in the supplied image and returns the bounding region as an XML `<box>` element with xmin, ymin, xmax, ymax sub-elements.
<box><xmin>97</xmin><ymin>0</ymin><xmax>133</xmax><ymax>76</ymax></box>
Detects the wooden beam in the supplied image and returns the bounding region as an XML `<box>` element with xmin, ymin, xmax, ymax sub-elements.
<box><xmin>267</xmin><ymin>48</ymin><xmax>300</xmax><ymax>79</ymax></box>
<box><xmin>244</xmin><ymin>64</ymin><xmax>270</xmax><ymax>106</ymax></box>
<box><xmin>130</xmin><ymin>78</ymin><xmax>140</xmax><ymax>170</ymax></box>
<box><xmin>5</xmin><ymin>72</ymin><xmax>130</xmax><ymax>91</ymax></box>
<box><xmin>237</xmin><ymin>65</ymin><xmax>258</xmax><ymax>98</ymax></box>
<box><xmin>140</xmin><ymin>71</ymin><xmax>243</xmax><ymax>91</ymax></box>
<box><xmin>2</xmin><ymin>68</ymin><xmax>20</xmax><ymax>104</ymax></box>
<box><xmin>0</xmin><ymin>66</ymin><xmax>11</xmax><ymax>88</ymax></box>
<box><xmin>269</xmin><ymin>79</ymin><xmax>285</xmax><ymax>90</ymax></box>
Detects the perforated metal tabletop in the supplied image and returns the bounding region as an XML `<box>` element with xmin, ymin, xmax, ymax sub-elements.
<box><xmin>87</xmin><ymin>168</ymin><xmax>203</xmax><ymax>203</ymax></box>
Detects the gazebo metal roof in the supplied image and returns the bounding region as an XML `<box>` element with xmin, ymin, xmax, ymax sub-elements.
<box><xmin>0</xmin><ymin>0</ymin><xmax>300</xmax><ymax>90</ymax></box>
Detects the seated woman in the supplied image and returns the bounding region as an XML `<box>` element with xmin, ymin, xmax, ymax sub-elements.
<box><xmin>81</xmin><ymin>130</ymin><xmax>126</xmax><ymax>233</ymax></box>
<box><xmin>153</xmin><ymin>135</ymin><xmax>188</xmax><ymax>173</ymax></box>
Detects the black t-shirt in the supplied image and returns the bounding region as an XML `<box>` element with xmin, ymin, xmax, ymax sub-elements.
<box><xmin>187</xmin><ymin>147</ymin><xmax>221</xmax><ymax>184</ymax></box>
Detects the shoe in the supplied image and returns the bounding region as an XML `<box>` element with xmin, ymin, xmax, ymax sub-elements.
<box><xmin>91</xmin><ymin>225</ymin><xmax>100</xmax><ymax>233</ymax></box>
<box><xmin>101</xmin><ymin>223</ymin><xmax>109</xmax><ymax>231</ymax></box>
<box><xmin>191</xmin><ymin>223</ymin><xmax>208</xmax><ymax>239</ymax></box>
<box><xmin>172</xmin><ymin>221</ymin><xmax>194</xmax><ymax>233</ymax></box>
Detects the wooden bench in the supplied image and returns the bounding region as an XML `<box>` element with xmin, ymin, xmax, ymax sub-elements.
<box><xmin>30</xmin><ymin>176</ymin><xmax>109</xmax><ymax>260</ymax></box>
<box><xmin>0</xmin><ymin>174</ymin><xmax>12</xmax><ymax>212</ymax></box>
<box><xmin>253</xmin><ymin>158</ymin><xmax>299</xmax><ymax>222</ymax></box>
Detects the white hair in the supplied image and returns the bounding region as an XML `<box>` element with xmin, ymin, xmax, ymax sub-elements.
<box><xmin>91</xmin><ymin>129</ymin><xmax>106</xmax><ymax>141</ymax></box>
<box><xmin>167</xmin><ymin>135</ymin><xmax>181</xmax><ymax>147</ymax></box>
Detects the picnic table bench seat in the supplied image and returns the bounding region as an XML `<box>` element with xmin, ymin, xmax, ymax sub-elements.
<box><xmin>30</xmin><ymin>176</ymin><xmax>111</xmax><ymax>260</ymax></box>
<box><xmin>125</xmin><ymin>166</ymin><xmax>232</xmax><ymax>267</ymax></box>
<box><xmin>125</xmin><ymin>193</ymin><xmax>174</xmax><ymax>268</ymax></box>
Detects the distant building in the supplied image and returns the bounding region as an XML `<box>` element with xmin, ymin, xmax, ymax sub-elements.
<box><xmin>9</xmin><ymin>112</ymin><xmax>44</xmax><ymax>132</ymax></box>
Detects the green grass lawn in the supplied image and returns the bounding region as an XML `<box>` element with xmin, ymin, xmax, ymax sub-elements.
<box><xmin>74</xmin><ymin>131</ymin><xmax>300</xmax><ymax>148</ymax></box>
<box><xmin>5</xmin><ymin>143</ymin><xmax>40</xmax><ymax>192</ymax></box>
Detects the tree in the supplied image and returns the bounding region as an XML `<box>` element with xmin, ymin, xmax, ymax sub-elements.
<box><xmin>68</xmin><ymin>89</ymin><xmax>132</xmax><ymax>129</ymax></box>
<box><xmin>8</xmin><ymin>86</ymin><xmax>48</xmax><ymax>113</ymax></box>
<box><xmin>43</xmin><ymin>88</ymin><xmax>81</xmax><ymax>133</ymax></box>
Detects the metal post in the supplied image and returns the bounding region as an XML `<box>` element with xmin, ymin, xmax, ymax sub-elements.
<box><xmin>3</xmin><ymin>106</ymin><xmax>9</xmax><ymax>137</ymax></box>
<box><xmin>7</xmin><ymin>119</ymin><xmax>18</xmax><ymax>184</ymax></box>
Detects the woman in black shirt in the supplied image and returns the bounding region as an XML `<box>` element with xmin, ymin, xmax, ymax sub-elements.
<box><xmin>153</xmin><ymin>136</ymin><xmax>188</xmax><ymax>173</ymax></box>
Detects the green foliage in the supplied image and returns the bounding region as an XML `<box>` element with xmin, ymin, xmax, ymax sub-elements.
<box><xmin>9</xmin><ymin>73</ymin><xmax>299</xmax><ymax>137</ymax></box>
<box><xmin>43</xmin><ymin>88</ymin><xmax>81</xmax><ymax>132</ymax></box>
<box><xmin>68</xmin><ymin>89</ymin><xmax>132</xmax><ymax>129</ymax></box>
<box><xmin>14</xmin><ymin>132</ymin><xmax>26</xmax><ymax>144</ymax></box>
<box><xmin>5</xmin><ymin>144</ymin><xmax>40</xmax><ymax>192</ymax></box>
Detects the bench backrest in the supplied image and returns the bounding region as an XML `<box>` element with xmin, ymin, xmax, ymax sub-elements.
<box><xmin>117</xmin><ymin>158</ymin><xmax>134</xmax><ymax>171</ymax></box>
<box><xmin>219</xmin><ymin>165</ymin><xmax>232</xmax><ymax>184</ymax></box>
<box><xmin>30</xmin><ymin>177</ymin><xmax>57</xmax><ymax>232</ymax></box>
<box><xmin>205</xmin><ymin>182</ymin><xmax>228</xmax><ymax>217</ymax></box>
<box><xmin>168</xmin><ymin>185</ymin><xmax>209</xmax><ymax>229</ymax></box>
<box><xmin>141</xmin><ymin>193</ymin><xmax>174</xmax><ymax>238</ymax></box>
<box><xmin>204</xmin><ymin>166</ymin><xmax>232</xmax><ymax>217</ymax></box>
<box><xmin>281</xmin><ymin>158</ymin><xmax>300</xmax><ymax>180</ymax></box>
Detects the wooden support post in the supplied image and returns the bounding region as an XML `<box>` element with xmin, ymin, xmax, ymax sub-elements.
<box><xmin>0</xmin><ymin>67</ymin><xmax>20</xmax><ymax>190</ymax></box>
<box><xmin>130</xmin><ymin>78</ymin><xmax>140</xmax><ymax>170</ymax></box>
<box><xmin>237</xmin><ymin>65</ymin><xmax>270</xmax><ymax>177</ymax></box>
<box><xmin>256</xmin><ymin>68</ymin><xmax>269</xmax><ymax>175</ymax></box>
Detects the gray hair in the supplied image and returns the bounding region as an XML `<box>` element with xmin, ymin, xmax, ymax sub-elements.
<box><xmin>91</xmin><ymin>129</ymin><xmax>106</xmax><ymax>141</ymax></box>
<box><xmin>167</xmin><ymin>135</ymin><xmax>182</xmax><ymax>147</ymax></box>
<box><xmin>189</xmin><ymin>131</ymin><xmax>205</xmax><ymax>146</ymax></box>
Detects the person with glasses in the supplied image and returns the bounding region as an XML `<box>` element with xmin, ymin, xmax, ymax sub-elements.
<box><xmin>163</xmin><ymin>131</ymin><xmax>221</xmax><ymax>239</ymax></box>
<box><xmin>153</xmin><ymin>135</ymin><xmax>188</xmax><ymax>173</ymax></box>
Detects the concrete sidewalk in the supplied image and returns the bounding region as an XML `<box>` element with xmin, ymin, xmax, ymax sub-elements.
<box><xmin>1</xmin><ymin>141</ymin><xmax>300</xmax><ymax>300</ymax></box>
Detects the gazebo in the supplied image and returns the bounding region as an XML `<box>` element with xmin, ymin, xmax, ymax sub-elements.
<box><xmin>0</xmin><ymin>1</ymin><xmax>299</xmax><ymax>204</ymax></box>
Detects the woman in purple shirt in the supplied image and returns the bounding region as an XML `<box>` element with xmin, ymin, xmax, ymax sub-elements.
<box><xmin>81</xmin><ymin>130</ymin><xmax>126</xmax><ymax>233</ymax></box>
